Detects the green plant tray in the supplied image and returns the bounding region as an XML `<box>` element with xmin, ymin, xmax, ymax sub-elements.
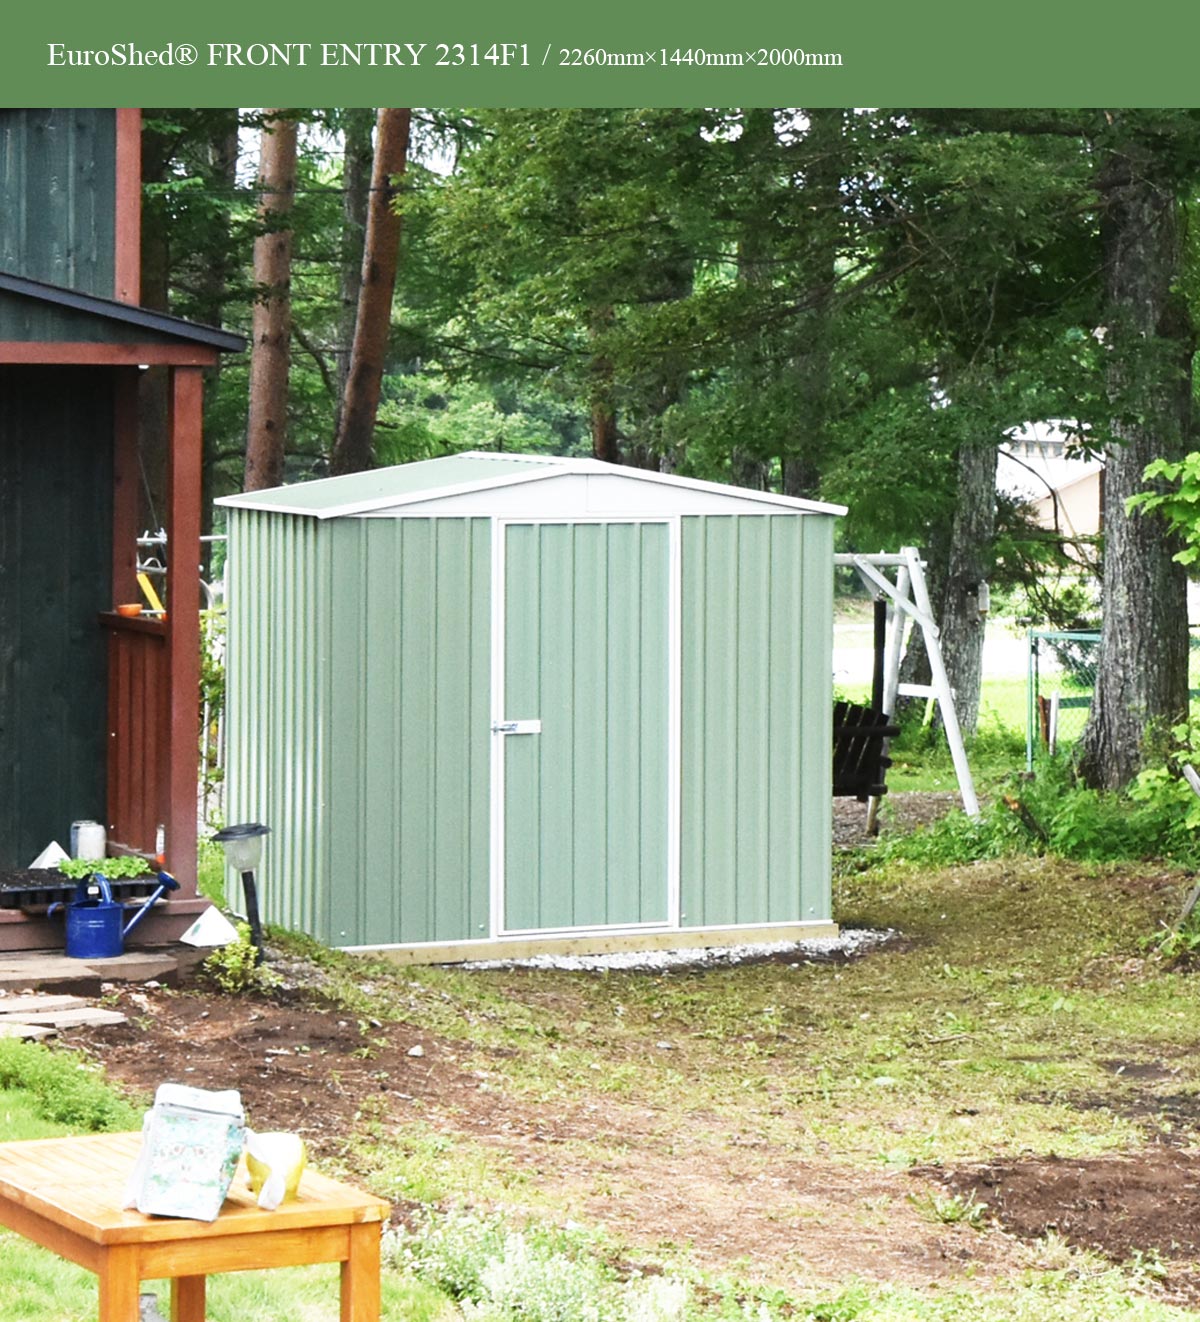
<box><xmin>0</xmin><ymin>869</ymin><xmax>160</xmax><ymax>911</ymax></box>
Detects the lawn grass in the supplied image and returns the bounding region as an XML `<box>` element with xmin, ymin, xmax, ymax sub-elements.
<box><xmin>348</xmin><ymin>853</ymin><xmax>1200</xmax><ymax>1317</ymax></box>
<box><xmin>425</xmin><ymin>856</ymin><xmax>1185</xmax><ymax>1166</ymax></box>
<box><xmin>8</xmin><ymin>847</ymin><xmax>1200</xmax><ymax>1317</ymax></box>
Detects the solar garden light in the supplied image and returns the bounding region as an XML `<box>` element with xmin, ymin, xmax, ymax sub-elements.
<box><xmin>212</xmin><ymin>822</ymin><xmax>270</xmax><ymax>965</ymax></box>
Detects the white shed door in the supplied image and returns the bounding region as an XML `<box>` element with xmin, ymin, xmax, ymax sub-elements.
<box><xmin>495</xmin><ymin>521</ymin><xmax>671</xmax><ymax>933</ymax></box>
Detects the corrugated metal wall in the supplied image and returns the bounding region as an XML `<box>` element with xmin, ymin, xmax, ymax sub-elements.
<box><xmin>226</xmin><ymin>508</ymin><xmax>334</xmax><ymax>939</ymax></box>
<box><xmin>0</xmin><ymin>366</ymin><xmax>112</xmax><ymax>868</ymax></box>
<box><xmin>0</xmin><ymin>110</ymin><xmax>116</xmax><ymax>299</ymax></box>
<box><xmin>228</xmin><ymin>503</ymin><xmax>835</xmax><ymax>949</ymax></box>
<box><xmin>226</xmin><ymin>512</ymin><xmax>492</xmax><ymax>948</ymax></box>
<box><xmin>502</xmin><ymin>522</ymin><xmax>670</xmax><ymax>932</ymax></box>
<box><xmin>679</xmin><ymin>514</ymin><xmax>833</xmax><ymax>927</ymax></box>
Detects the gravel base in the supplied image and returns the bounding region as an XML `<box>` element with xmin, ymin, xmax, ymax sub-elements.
<box><xmin>459</xmin><ymin>927</ymin><xmax>899</xmax><ymax>973</ymax></box>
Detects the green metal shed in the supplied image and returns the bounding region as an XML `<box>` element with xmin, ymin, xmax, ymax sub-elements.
<box><xmin>217</xmin><ymin>452</ymin><xmax>845</xmax><ymax>962</ymax></box>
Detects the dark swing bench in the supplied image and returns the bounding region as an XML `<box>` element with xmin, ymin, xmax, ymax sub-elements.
<box><xmin>832</xmin><ymin>596</ymin><xmax>900</xmax><ymax>802</ymax></box>
<box><xmin>832</xmin><ymin>700</ymin><xmax>900</xmax><ymax>801</ymax></box>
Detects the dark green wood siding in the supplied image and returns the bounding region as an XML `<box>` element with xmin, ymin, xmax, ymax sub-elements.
<box><xmin>0</xmin><ymin>366</ymin><xmax>112</xmax><ymax>868</ymax></box>
<box><xmin>0</xmin><ymin>110</ymin><xmax>116</xmax><ymax>299</ymax></box>
<box><xmin>0</xmin><ymin>294</ymin><xmax>177</xmax><ymax>345</ymax></box>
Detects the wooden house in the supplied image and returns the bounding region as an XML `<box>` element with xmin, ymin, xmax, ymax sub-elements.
<box><xmin>0</xmin><ymin>109</ymin><xmax>243</xmax><ymax>948</ymax></box>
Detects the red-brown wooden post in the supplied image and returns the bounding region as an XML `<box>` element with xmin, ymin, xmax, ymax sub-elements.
<box><xmin>165</xmin><ymin>366</ymin><xmax>203</xmax><ymax>890</ymax></box>
<box><xmin>113</xmin><ymin>109</ymin><xmax>142</xmax><ymax>305</ymax></box>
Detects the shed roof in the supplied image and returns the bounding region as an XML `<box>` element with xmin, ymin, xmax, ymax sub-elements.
<box><xmin>217</xmin><ymin>451</ymin><xmax>847</xmax><ymax>520</ymax></box>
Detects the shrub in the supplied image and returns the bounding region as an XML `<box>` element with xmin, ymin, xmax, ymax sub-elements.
<box><xmin>203</xmin><ymin>923</ymin><xmax>281</xmax><ymax>994</ymax></box>
<box><xmin>387</xmin><ymin>1209</ymin><xmax>694</xmax><ymax>1322</ymax></box>
<box><xmin>878</xmin><ymin>752</ymin><xmax>1200</xmax><ymax>869</ymax></box>
<box><xmin>0</xmin><ymin>1040</ymin><xmax>139</xmax><ymax>1131</ymax></box>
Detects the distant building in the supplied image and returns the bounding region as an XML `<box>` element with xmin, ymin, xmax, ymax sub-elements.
<box><xmin>997</xmin><ymin>422</ymin><xmax>1103</xmax><ymax>548</ymax></box>
<box><xmin>999</xmin><ymin>421</ymin><xmax>1199</xmax><ymax>622</ymax></box>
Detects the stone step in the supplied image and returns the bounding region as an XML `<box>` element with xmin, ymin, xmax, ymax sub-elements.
<box><xmin>0</xmin><ymin>1020</ymin><xmax>57</xmax><ymax>1041</ymax></box>
<box><xmin>11</xmin><ymin>1007</ymin><xmax>127</xmax><ymax>1029</ymax></box>
<box><xmin>0</xmin><ymin>994</ymin><xmax>89</xmax><ymax>1016</ymax></box>
<box><xmin>0</xmin><ymin>949</ymin><xmax>184</xmax><ymax>998</ymax></box>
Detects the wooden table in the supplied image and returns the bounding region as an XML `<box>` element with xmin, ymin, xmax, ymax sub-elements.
<box><xmin>0</xmin><ymin>1131</ymin><xmax>390</xmax><ymax>1321</ymax></box>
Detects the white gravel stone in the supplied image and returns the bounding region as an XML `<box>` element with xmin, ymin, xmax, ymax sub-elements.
<box><xmin>458</xmin><ymin>928</ymin><xmax>898</xmax><ymax>973</ymax></box>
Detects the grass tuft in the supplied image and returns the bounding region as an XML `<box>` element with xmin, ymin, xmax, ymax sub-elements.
<box><xmin>0</xmin><ymin>1040</ymin><xmax>140</xmax><ymax>1132</ymax></box>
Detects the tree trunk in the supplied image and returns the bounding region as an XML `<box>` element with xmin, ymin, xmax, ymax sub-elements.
<box><xmin>729</xmin><ymin>107</ymin><xmax>778</xmax><ymax>492</ymax></box>
<box><xmin>589</xmin><ymin>306</ymin><xmax>620</xmax><ymax>464</ymax></box>
<box><xmin>897</xmin><ymin>528</ymin><xmax>949</xmax><ymax>719</ymax></box>
<box><xmin>936</xmin><ymin>439</ymin><xmax>998</xmax><ymax>736</ymax></box>
<box><xmin>782</xmin><ymin>107</ymin><xmax>843</xmax><ymax>501</ymax></box>
<box><xmin>335</xmin><ymin>110</ymin><xmax>375</xmax><ymax>431</ymax></box>
<box><xmin>244</xmin><ymin>113</ymin><xmax>298</xmax><ymax>492</ymax></box>
<box><xmin>136</xmin><ymin>118</ymin><xmax>176</xmax><ymax>533</ymax></box>
<box><xmin>1079</xmin><ymin>134</ymin><xmax>1193</xmax><ymax>789</ymax></box>
<box><xmin>198</xmin><ymin>111</ymin><xmax>239</xmax><ymax>566</ymax></box>
<box><xmin>330</xmin><ymin>108</ymin><xmax>411</xmax><ymax>477</ymax></box>
<box><xmin>590</xmin><ymin>373</ymin><xmax>620</xmax><ymax>464</ymax></box>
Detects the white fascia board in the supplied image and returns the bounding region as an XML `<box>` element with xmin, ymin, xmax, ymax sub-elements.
<box><xmin>359</xmin><ymin>466</ymin><xmax>847</xmax><ymax>519</ymax></box>
<box><xmin>563</xmin><ymin>457</ymin><xmax>847</xmax><ymax>516</ymax></box>
<box><xmin>215</xmin><ymin>465</ymin><xmax>562</xmax><ymax>520</ymax></box>
<box><xmin>359</xmin><ymin>471</ymin><xmax>824</xmax><ymax>518</ymax></box>
<box><xmin>216</xmin><ymin>450</ymin><xmax>848</xmax><ymax>520</ymax></box>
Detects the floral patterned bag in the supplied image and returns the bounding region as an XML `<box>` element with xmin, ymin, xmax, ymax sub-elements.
<box><xmin>124</xmin><ymin>1083</ymin><xmax>245</xmax><ymax>1221</ymax></box>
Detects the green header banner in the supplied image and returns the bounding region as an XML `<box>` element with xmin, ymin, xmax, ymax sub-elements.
<box><xmin>4</xmin><ymin>0</ymin><xmax>1199</xmax><ymax>106</ymax></box>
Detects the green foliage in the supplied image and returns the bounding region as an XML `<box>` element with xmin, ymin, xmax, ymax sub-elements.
<box><xmin>388</xmin><ymin>1209</ymin><xmax>693</xmax><ymax>1321</ymax></box>
<box><xmin>0</xmin><ymin>1040</ymin><xmax>139</xmax><ymax>1132</ymax></box>
<box><xmin>879</xmin><ymin>751</ymin><xmax>1200</xmax><ymax>870</ymax></box>
<box><xmin>200</xmin><ymin>608</ymin><xmax>226</xmax><ymax>711</ymax></box>
<box><xmin>203</xmin><ymin>923</ymin><xmax>281</xmax><ymax>994</ymax></box>
<box><xmin>200</xmin><ymin>608</ymin><xmax>226</xmax><ymax>810</ymax></box>
<box><xmin>1131</xmin><ymin>452</ymin><xmax>1200</xmax><ymax>563</ymax></box>
<box><xmin>1148</xmin><ymin>912</ymin><xmax>1200</xmax><ymax>966</ymax></box>
<box><xmin>57</xmin><ymin>856</ymin><xmax>153</xmax><ymax>880</ymax></box>
<box><xmin>197</xmin><ymin>838</ymin><xmax>227</xmax><ymax>905</ymax></box>
<box><xmin>907</xmin><ymin>1190</ymin><xmax>989</xmax><ymax>1229</ymax></box>
<box><xmin>373</xmin><ymin>374</ymin><xmax>577</xmax><ymax>468</ymax></box>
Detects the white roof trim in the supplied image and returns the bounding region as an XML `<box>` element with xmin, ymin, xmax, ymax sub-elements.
<box><xmin>217</xmin><ymin>465</ymin><xmax>563</xmax><ymax>520</ymax></box>
<box><xmin>216</xmin><ymin>451</ymin><xmax>846</xmax><ymax>519</ymax></box>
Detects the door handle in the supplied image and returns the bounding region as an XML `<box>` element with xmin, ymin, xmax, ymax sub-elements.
<box><xmin>492</xmin><ymin>720</ymin><xmax>542</xmax><ymax>735</ymax></box>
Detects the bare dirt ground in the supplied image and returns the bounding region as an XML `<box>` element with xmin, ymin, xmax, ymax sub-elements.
<box><xmin>832</xmin><ymin>792</ymin><xmax>963</xmax><ymax>849</ymax></box>
<box><xmin>66</xmin><ymin>794</ymin><xmax>1200</xmax><ymax>1301</ymax></box>
<box><xmin>78</xmin><ymin>972</ymin><xmax>1200</xmax><ymax>1300</ymax></box>
<box><xmin>74</xmin><ymin>983</ymin><xmax>1041</xmax><ymax>1293</ymax></box>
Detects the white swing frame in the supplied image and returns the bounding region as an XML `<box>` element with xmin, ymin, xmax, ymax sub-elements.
<box><xmin>834</xmin><ymin>546</ymin><xmax>980</xmax><ymax>818</ymax></box>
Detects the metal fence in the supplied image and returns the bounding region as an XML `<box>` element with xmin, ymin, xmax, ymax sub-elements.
<box><xmin>1026</xmin><ymin>630</ymin><xmax>1099</xmax><ymax>767</ymax></box>
<box><xmin>1026</xmin><ymin>628</ymin><xmax>1200</xmax><ymax>769</ymax></box>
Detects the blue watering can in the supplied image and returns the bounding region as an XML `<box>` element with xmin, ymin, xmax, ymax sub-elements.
<box><xmin>49</xmin><ymin>871</ymin><xmax>180</xmax><ymax>959</ymax></box>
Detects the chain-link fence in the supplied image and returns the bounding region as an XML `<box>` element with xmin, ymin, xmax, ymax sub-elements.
<box><xmin>1026</xmin><ymin>628</ymin><xmax>1200</xmax><ymax>768</ymax></box>
<box><xmin>1026</xmin><ymin>630</ymin><xmax>1099</xmax><ymax>767</ymax></box>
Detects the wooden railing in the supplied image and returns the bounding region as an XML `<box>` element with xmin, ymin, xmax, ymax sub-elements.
<box><xmin>100</xmin><ymin>612</ymin><xmax>170</xmax><ymax>857</ymax></box>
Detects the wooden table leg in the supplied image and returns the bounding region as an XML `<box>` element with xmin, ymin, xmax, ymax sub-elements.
<box><xmin>171</xmin><ymin>1274</ymin><xmax>207</xmax><ymax>1322</ymax></box>
<box><xmin>98</xmin><ymin>1245</ymin><xmax>141</xmax><ymax>1322</ymax></box>
<box><xmin>341</xmin><ymin>1221</ymin><xmax>381</xmax><ymax>1322</ymax></box>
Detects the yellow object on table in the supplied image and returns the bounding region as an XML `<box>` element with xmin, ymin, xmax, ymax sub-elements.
<box><xmin>244</xmin><ymin>1130</ymin><xmax>308</xmax><ymax>1208</ymax></box>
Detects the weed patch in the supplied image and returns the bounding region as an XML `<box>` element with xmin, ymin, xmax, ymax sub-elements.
<box><xmin>389</xmin><ymin>1209</ymin><xmax>694</xmax><ymax>1321</ymax></box>
<box><xmin>0</xmin><ymin>1040</ymin><xmax>139</xmax><ymax>1132</ymax></box>
<box><xmin>872</xmin><ymin>755</ymin><xmax>1200</xmax><ymax>871</ymax></box>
